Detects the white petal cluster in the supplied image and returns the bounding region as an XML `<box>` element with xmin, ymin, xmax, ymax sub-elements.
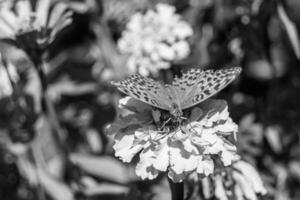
<box><xmin>232</xmin><ymin>161</ymin><xmax>267</xmax><ymax>199</ymax></box>
<box><xmin>0</xmin><ymin>0</ymin><xmax>72</xmax><ymax>46</ymax></box>
<box><xmin>106</xmin><ymin>97</ymin><xmax>239</xmax><ymax>182</ymax></box>
<box><xmin>118</xmin><ymin>3</ymin><xmax>193</xmax><ymax>76</ymax></box>
<box><xmin>200</xmin><ymin>160</ymin><xmax>267</xmax><ymax>200</ymax></box>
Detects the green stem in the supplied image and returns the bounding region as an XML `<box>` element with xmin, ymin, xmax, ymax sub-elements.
<box><xmin>34</xmin><ymin>57</ymin><xmax>66</xmax><ymax>152</ymax></box>
<box><xmin>168</xmin><ymin>177</ymin><xmax>184</xmax><ymax>200</ymax></box>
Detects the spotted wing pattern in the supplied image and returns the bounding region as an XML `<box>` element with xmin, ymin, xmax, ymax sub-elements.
<box><xmin>111</xmin><ymin>75</ymin><xmax>171</xmax><ymax>110</ymax></box>
<box><xmin>172</xmin><ymin>67</ymin><xmax>241</xmax><ymax>109</ymax></box>
<box><xmin>112</xmin><ymin>67</ymin><xmax>241</xmax><ymax>112</ymax></box>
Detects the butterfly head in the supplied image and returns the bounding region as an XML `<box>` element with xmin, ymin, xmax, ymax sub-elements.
<box><xmin>170</xmin><ymin>103</ymin><xmax>183</xmax><ymax>119</ymax></box>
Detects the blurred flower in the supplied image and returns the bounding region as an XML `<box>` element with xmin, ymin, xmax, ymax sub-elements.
<box><xmin>200</xmin><ymin>160</ymin><xmax>267</xmax><ymax>200</ymax></box>
<box><xmin>0</xmin><ymin>0</ymin><xmax>12</xmax><ymax>8</ymax></box>
<box><xmin>106</xmin><ymin>97</ymin><xmax>239</xmax><ymax>182</ymax></box>
<box><xmin>0</xmin><ymin>0</ymin><xmax>73</xmax><ymax>50</ymax></box>
<box><xmin>228</xmin><ymin>37</ymin><xmax>244</xmax><ymax>62</ymax></box>
<box><xmin>0</xmin><ymin>55</ymin><xmax>19</xmax><ymax>98</ymax></box>
<box><xmin>245</xmin><ymin>59</ymin><xmax>274</xmax><ymax>81</ymax></box>
<box><xmin>118</xmin><ymin>3</ymin><xmax>193</xmax><ymax>76</ymax></box>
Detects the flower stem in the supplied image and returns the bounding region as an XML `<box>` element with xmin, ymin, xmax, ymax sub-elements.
<box><xmin>34</xmin><ymin>57</ymin><xmax>66</xmax><ymax>152</ymax></box>
<box><xmin>168</xmin><ymin>177</ymin><xmax>184</xmax><ymax>200</ymax></box>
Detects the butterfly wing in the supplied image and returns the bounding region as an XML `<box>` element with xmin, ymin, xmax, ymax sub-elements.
<box><xmin>111</xmin><ymin>75</ymin><xmax>171</xmax><ymax>110</ymax></box>
<box><xmin>172</xmin><ymin>67</ymin><xmax>241</xmax><ymax>110</ymax></box>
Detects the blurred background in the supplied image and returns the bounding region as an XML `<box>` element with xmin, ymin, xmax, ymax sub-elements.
<box><xmin>0</xmin><ymin>0</ymin><xmax>300</xmax><ymax>199</ymax></box>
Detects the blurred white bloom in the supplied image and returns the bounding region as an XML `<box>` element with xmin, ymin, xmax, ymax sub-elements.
<box><xmin>233</xmin><ymin>160</ymin><xmax>267</xmax><ymax>196</ymax></box>
<box><xmin>172</xmin><ymin>41</ymin><xmax>191</xmax><ymax>60</ymax></box>
<box><xmin>0</xmin><ymin>0</ymin><xmax>12</xmax><ymax>9</ymax></box>
<box><xmin>228</xmin><ymin>37</ymin><xmax>244</xmax><ymax>61</ymax></box>
<box><xmin>200</xmin><ymin>160</ymin><xmax>267</xmax><ymax>200</ymax></box>
<box><xmin>118</xmin><ymin>3</ymin><xmax>193</xmax><ymax>76</ymax></box>
<box><xmin>0</xmin><ymin>57</ymin><xmax>19</xmax><ymax>97</ymax></box>
<box><xmin>0</xmin><ymin>0</ymin><xmax>73</xmax><ymax>48</ymax></box>
<box><xmin>106</xmin><ymin>97</ymin><xmax>239</xmax><ymax>182</ymax></box>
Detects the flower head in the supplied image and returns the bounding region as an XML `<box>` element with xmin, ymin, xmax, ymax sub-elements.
<box><xmin>118</xmin><ymin>3</ymin><xmax>193</xmax><ymax>77</ymax></box>
<box><xmin>199</xmin><ymin>160</ymin><xmax>267</xmax><ymax>200</ymax></box>
<box><xmin>106</xmin><ymin>97</ymin><xmax>239</xmax><ymax>182</ymax></box>
<box><xmin>0</xmin><ymin>0</ymin><xmax>73</xmax><ymax>50</ymax></box>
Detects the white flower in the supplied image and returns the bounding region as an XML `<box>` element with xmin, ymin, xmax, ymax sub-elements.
<box><xmin>172</xmin><ymin>41</ymin><xmax>191</xmax><ymax>60</ymax></box>
<box><xmin>157</xmin><ymin>43</ymin><xmax>176</xmax><ymax>61</ymax></box>
<box><xmin>118</xmin><ymin>3</ymin><xmax>193</xmax><ymax>77</ymax></box>
<box><xmin>0</xmin><ymin>0</ymin><xmax>73</xmax><ymax>48</ymax></box>
<box><xmin>173</xmin><ymin>21</ymin><xmax>194</xmax><ymax>39</ymax></box>
<box><xmin>106</xmin><ymin>97</ymin><xmax>239</xmax><ymax>182</ymax></box>
<box><xmin>233</xmin><ymin>160</ymin><xmax>267</xmax><ymax>196</ymax></box>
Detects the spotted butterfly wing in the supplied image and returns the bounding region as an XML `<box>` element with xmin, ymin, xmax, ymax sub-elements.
<box><xmin>172</xmin><ymin>67</ymin><xmax>241</xmax><ymax>109</ymax></box>
<box><xmin>111</xmin><ymin>75</ymin><xmax>171</xmax><ymax>110</ymax></box>
<box><xmin>112</xmin><ymin>67</ymin><xmax>241</xmax><ymax>112</ymax></box>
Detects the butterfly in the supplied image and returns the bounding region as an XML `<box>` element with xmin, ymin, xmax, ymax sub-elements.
<box><xmin>111</xmin><ymin>67</ymin><xmax>241</xmax><ymax>119</ymax></box>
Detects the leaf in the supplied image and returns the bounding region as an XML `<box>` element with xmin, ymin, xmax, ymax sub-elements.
<box><xmin>70</xmin><ymin>153</ymin><xmax>136</xmax><ymax>184</ymax></box>
<box><xmin>86</xmin><ymin>129</ymin><xmax>103</xmax><ymax>153</ymax></box>
<box><xmin>48</xmin><ymin>77</ymin><xmax>96</xmax><ymax>101</ymax></box>
<box><xmin>25</xmin><ymin>68</ymin><xmax>42</xmax><ymax>112</ymax></box>
<box><xmin>151</xmin><ymin>178</ymin><xmax>171</xmax><ymax>200</ymax></box>
<box><xmin>80</xmin><ymin>176</ymin><xmax>129</xmax><ymax>196</ymax></box>
<box><xmin>288</xmin><ymin>161</ymin><xmax>300</xmax><ymax>181</ymax></box>
<box><xmin>38</xmin><ymin>168</ymin><xmax>74</xmax><ymax>200</ymax></box>
<box><xmin>33</xmin><ymin>115</ymin><xmax>66</xmax><ymax>178</ymax></box>
<box><xmin>277</xmin><ymin>3</ymin><xmax>300</xmax><ymax>59</ymax></box>
<box><xmin>265</xmin><ymin>125</ymin><xmax>282</xmax><ymax>154</ymax></box>
<box><xmin>16</xmin><ymin>156</ymin><xmax>39</xmax><ymax>186</ymax></box>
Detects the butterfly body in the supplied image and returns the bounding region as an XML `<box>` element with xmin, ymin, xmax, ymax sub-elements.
<box><xmin>112</xmin><ymin>67</ymin><xmax>241</xmax><ymax>119</ymax></box>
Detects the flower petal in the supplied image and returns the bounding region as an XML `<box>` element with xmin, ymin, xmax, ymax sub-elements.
<box><xmin>36</xmin><ymin>0</ymin><xmax>51</xmax><ymax>27</ymax></box>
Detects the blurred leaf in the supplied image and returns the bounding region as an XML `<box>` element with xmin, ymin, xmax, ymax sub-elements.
<box><xmin>238</xmin><ymin>114</ymin><xmax>264</xmax><ymax>157</ymax></box>
<box><xmin>48</xmin><ymin>77</ymin><xmax>96</xmax><ymax>101</ymax></box>
<box><xmin>38</xmin><ymin>167</ymin><xmax>74</xmax><ymax>200</ymax></box>
<box><xmin>265</xmin><ymin>125</ymin><xmax>282</xmax><ymax>154</ymax></box>
<box><xmin>33</xmin><ymin>115</ymin><xmax>66</xmax><ymax>178</ymax></box>
<box><xmin>289</xmin><ymin>161</ymin><xmax>300</xmax><ymax>181</ymax></box>
<box><xmin>85</xmin><ymin>129</ymin><xmax>103</xmax><ymax>153</ymax></box>
<box><xmin>25</xmin><ymin>68</ymin><xmax>42</xmax><ymax>113</ymax></box>
<box><xmin>239</xmin><ymin>113</ymin><xmax>264</xmax><ymax>144</ymax></box>
<box><xmin>16</xmin><ymin>156</ymin><xmax>39</xmax><ymax>186</ymax></box>
<box><xmin>66</xmin><ymin>0</ymin><xmax>98</xmax><ymax>14</ymax></box>
<box><xmin>151</xmin><ymin>178</ymin><xmax>171</xmax><ymax>200</ymax></box>
<box><xmin>70</xmin><ymin>153</ymin><xmax>134</xmax><ymax>184</ymax></box>
<box><xmin>245</xmin><ymin>59</ymin><xmax>274</xmax><ymax>80</ymax></box>
<box><xmin>80</xmin><ymin>176</ymin><xmax>129</xmax><ymax>196</ymax></box>
<box><xmin>277</xmin><ymin>3</ymin><xmax>300</xmax><ymax>59</ymax></box>
<box><xmin>273</xmin><ymin>165</ymin><xmax>289</xmax><ymax>200</ymax></box>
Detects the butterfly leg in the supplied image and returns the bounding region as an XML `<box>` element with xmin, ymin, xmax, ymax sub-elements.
<box><xmin>180</xmin><ymin>117</ymin><xmax>199</xmax><ymax>134</ymax></box>
<box><xmin>179</xmin><ymin>125</ymin><xmax>188</xmax><ymax>134</ymax></box>
<box><xmin>159</xmin><ymin>117</ymin><xmax>172</xmax><ymax>131</ymax></box>
<box><xmin>177</xmin><ymin>116</ymin><xmax>187</xmax><ymax>134</ymax></box>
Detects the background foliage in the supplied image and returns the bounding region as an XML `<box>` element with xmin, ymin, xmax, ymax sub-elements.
<box><xmin>1</xmin><ymin>0</ymin><xmax>300</xmax><ymax>200</ymax></box>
